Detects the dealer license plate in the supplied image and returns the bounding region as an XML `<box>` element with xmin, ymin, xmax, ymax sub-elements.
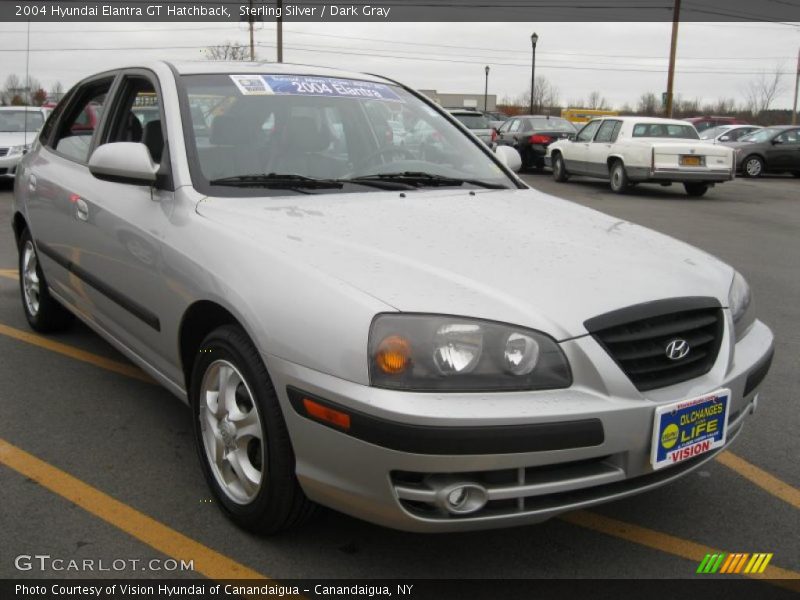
<box><xmin>650</xmin><ymin>389</ymin><xmax>729</xmax><ymax>470</ymax></box>
<box><xmin>680</xmin><ymin>155</ymin><xmax>703</xmax><ymax>166</ymax></box>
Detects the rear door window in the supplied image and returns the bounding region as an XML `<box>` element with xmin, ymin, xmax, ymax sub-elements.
<box><xmin>50</xmin><ymin>79</ymin><xmax>114</xmax><ymax>163</ymax></box>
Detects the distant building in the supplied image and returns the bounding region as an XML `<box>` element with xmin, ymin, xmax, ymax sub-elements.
<box><xmin>419</xmin><ymin>89</ymin><xmax>497</xmax><ymax>112</ymax></box>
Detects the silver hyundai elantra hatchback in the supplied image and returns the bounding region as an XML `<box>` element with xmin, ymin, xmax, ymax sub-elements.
<box><xmin>12</xmin><ymin>61</ymin><xmax>774</xmax><ymax>533</ymax></box>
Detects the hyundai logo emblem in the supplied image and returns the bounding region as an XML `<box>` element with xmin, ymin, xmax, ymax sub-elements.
<box><xmin>665</xmin><ymin>338</ymin><xmax>690</xmax><ymax>361</ymax></box>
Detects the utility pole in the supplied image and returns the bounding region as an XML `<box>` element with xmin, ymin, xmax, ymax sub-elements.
<box><xmin>277</xmin><ymin>0</ymin><xmax>284</xmax><ymax>62</ymax></box>
<box><xmin>665</xmin><ymin>0</ymin><xmax>681</xmax><ymax>118</ymax></box>
<box><xmin>248</xmin><ymin>0</ymin><xmax>255</xmax><ymax>60</ymax></box>
<box><xmin>793</xmin><ymin>47</ymin><xmax>799</xmax><ymax>126</ymax></box>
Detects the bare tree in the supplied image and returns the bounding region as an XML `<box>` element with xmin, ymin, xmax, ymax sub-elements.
<box><xmin>743</xmin><ymin>67</ymin><xmax>784</xmax><ymax>115</ymax></box>
<box><xmin>2</xmin><ymin>74</ymin><xmax>22</xmax><ymax>105</ymax></box>
<box><xmin>636</xmin><ymin>92</ymin><xmax>659</xmax><ymax>115</ymax></box>
<box><xmin>713</xmin><ymin>98</ymin><xmax>737</xmax><ymax>114</ymax></box>
<box><xmin>205</xmin><ymin>42</ymin><xmax>251</xmax><ymax>61</ymax></box>
<box><xmin>586</xmin><ymin>90</ymin><xmax>608</xmax><ymax>110</ymax></box>
<box><xmin>49</xmin><ymin>81</ymin><xmax>65</xmax><ymax>101</ymax></box>
<box><xmin>519</xmin><ymin>76</ymin><xmax>560</xmax><ymax>114</ymax></box>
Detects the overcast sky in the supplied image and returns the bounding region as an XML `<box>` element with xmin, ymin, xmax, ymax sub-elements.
<box><xmin>1</xmin><ymin>21</ymin><xmax>799</xmax><ymax>109</ymax></box>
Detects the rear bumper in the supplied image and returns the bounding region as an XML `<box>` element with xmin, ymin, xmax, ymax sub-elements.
<box><xmin>265</xmin><ymin>319</ymin><xmax>774</xmax><ymax>532</ymax></box>
<box><xmin>629</xmin><ymin>166</ymin><xmax>734</xmax><ymax>183</ymax></box>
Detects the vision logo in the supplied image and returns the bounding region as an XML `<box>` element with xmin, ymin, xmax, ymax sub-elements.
<box><xmin>696</xmin><ymin>552</ymin><xmax>773</xmax><ymax>574</ymax></box>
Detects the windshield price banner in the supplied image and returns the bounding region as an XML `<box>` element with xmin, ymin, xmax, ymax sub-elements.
<box><xmin>229</xmin><ymin>75</ymin><xmax>404</xmax><ymax>102</ymax></box>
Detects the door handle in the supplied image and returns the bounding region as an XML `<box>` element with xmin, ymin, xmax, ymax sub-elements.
<box><xmin>75</xmin><ymin>198</ymin><xmax>89</xmax><ymax>222</ymax></box>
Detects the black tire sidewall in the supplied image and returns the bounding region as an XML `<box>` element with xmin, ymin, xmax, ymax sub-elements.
<box><xmin>610</xmin><ymin>162</ymin><xmax>627</xmax><ymax>193</ymax></box>
<box><xmin>18</xmin><ymin>228</ymin><xmax>70</xmax><ymax>331</ymax></box>
<box><xmin>189</xmin><ymin>326</ymin><xmax>297</xmax><ymax>526</ymax></box>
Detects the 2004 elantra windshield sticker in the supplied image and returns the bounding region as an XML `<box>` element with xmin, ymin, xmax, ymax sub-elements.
<box><xmin>229</xmin><ymin>75</ymin><xmax>404</xmax><ymax>102</ymax></box>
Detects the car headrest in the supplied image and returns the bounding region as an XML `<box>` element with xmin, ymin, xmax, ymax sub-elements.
<box><xmin>142</xmin><ymin>120</ymin><xmax>163</xmax><ymax>163</ymax></box>
<box><xmin>284</xmin><ymin>117</ymin><xmax>331</xmax><ymax>153</ymax></box>
<box><xmin>125</xmin><ymin>112</ymin><xmax>143</xmax><ymax>143</ymax></box>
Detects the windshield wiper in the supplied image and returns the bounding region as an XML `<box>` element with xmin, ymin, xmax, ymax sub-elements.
<box><xmin>353</xmin><ymin>172</ymin><xmax>508</xmax><ymax>189</ymax></box>
<box><xmin>208</xmin><ymin>173</ymin><xmax>343</xmax><ymax>189</ymax></box>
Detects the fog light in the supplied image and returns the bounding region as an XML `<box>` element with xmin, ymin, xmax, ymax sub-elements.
<box><xmin>438</xmin><ymin>483</ymin><xmax>488</xmax><ymax>515</ymax></box>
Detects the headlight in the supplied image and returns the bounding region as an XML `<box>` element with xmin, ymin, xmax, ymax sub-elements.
<box><xmin>729</xmin><ymin>270</ymin><xmax>754</xmax><ymax>341</ymax></box>
<box><xmin>8</xmin><ymin>144</ymin><xmax>31</xmax><ymax>156</ymax></box>
<box><xmin>369</xmin><ymin>314</ymin><xmax>571</xmax><ymax>391</ymax></box>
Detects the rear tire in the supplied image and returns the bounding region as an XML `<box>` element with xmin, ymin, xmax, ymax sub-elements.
<box><xmin>792</xmin><ymin>172</ymin><xmax>800</xmax><ymax>178</ymax></box>
<box><xmin>190</xmin><ymin>324</ymin><xmax>317</xmax><ymax>534</ymax></box>
<box><xmin>742</xmin><ymin>155</ymin><xmax>764</xmax><ymax>178</ymax></box>
<box><xmin>552</xmin><ymin>153</ymin><xmax>569</xmax><ymax>182</ymax></box>
<box><xmin>684</xmin><ymin>182</ymin><xmax>709</xmax><ymax>197</ymax></box>
<box><xmin>18</xmin><ymin>228</ymin><xmax>74</xmax><ymax>333</ymax></box>
<box><xmin>609</xmin><ymin>161</ymin><xmax>629</xmax><ymax>194</ymax></box>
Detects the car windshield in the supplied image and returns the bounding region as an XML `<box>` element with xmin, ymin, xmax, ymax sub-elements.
<box><xmin>632</xmin><ymin>123</ymin><xmax>699</xmax><ymax>139</ymax></box>
<box><xmin>739</xmin><ymin>128</ymin><xmax>781</xmax><ymax>143</ymax></box>
<box><xmin>451</xmin><ymin>113</ymin><xmax>490</xmax><ymax>129</ymax></box>
<box><xmin>180</xmin><ymin>73</ymin><xmax>513</xmax><ymax>195</ymax></box>
<box><xmin>527</xmin><ymin>118</ymin><xmax>576</xmax><ymax>133</ymax></box>
<box><xmin>700</xmin><ymin>125</ymin><xmax>732</xmax><ymax>139</ymax></box>
<box><xmin>0</xmin><ymin>110</ymin><xmax>44</xmax><ymax>132</ymax></box>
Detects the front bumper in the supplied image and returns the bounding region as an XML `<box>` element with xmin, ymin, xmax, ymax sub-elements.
<box><xmin>266</xmin><ymin>319</ymin><xmax>773</xmax><ymax>532</ymax></box>
<box><xmin>0</xmin><ymin>152</ymin><xmax>23</xmax><ymax>178</ymax></box>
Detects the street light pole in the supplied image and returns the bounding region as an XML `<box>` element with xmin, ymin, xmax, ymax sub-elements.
<box><xmin>530</xmin><ymin>32</ymin><xmax>538</xmax><ymax>114</ymax></box>
<box><xmin>484</xmin><ymin>66</ymin><xmax>490</xmax><ymax>111</ymax></box>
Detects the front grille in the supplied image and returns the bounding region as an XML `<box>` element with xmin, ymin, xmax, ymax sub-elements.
<box><xmin>0</xmin><ymin>148</ymin><xmax>8</xmax><ymax>157</ymax></box>
<box><xmin>586</xmin><ymin>299</ymin><xmax>723</xmax><ymax>391</ymax></box>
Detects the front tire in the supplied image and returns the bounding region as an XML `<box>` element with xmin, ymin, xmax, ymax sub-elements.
<box><xmin>684</xmin><ymin>182</ymin><xmax>709</xmax><ymax>197</ymax></box>
<box><xmin>18</xmin><ymin>228</ymin><xmax>73</xmax><ymax>332</ymax></box>
<box><xmin>552</xmin><ymin>153</ymin><xmax>569</xmax><ymax>182</ymax></box>
<box><xmin>742</xmin><ymin>155</ymin><xmax>764</xmax><ymax>178</ymax></box>
<box><xmin>190</xmin><ymin>324</ymin><xmax>316</xmax><ymax>534</ymax></box>
<box><xmin>609</xmin><ymin>161</ymin><xmax>629</xmax><ymax>193</ymax></box>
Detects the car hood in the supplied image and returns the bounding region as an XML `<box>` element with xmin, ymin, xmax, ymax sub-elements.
<box><xmin>0</xmin><ymin>132</ymin><xmax>37</xmax><ymax>146</ymax></box>
<box><xmin>196</xmin><ymin>188</ymin><xmax>732</xmax><ymax>339</ymax></box>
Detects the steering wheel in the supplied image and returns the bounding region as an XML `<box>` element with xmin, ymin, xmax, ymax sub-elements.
<box><xmin>350</xmin><ymin>145</ymin><xmax>416</xmax><ymax>172</ymax></box>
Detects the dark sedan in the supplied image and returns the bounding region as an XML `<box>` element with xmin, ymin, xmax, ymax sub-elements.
<box><xmin>728</xmin><ymin>126</ymin><xmax>800</xmax><ymax>178</ymax></box>
<box><xmin>495</xmin><ymin>115</ymin><xmax>576</xmax><ymax>170</ymax></box>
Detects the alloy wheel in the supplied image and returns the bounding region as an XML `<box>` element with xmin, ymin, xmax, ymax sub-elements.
<box><xmin>199</xmin><ymin>359</ymin><xmax>265</xmax><ymax>504</ymax></box>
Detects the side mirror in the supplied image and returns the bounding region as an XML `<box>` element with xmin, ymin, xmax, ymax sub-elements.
<box><xmin>719</xmin><ymin>135</ymin><xmax>730</xmax><ymax>142</ymax></box>
<box><xmin>495</xmin><ymin>145</ymin><xmax>522</xmax><ymax>172</ymax></box>
<box><xmin>771</xmin><ymin>138</ymin><xmax>783</xmax><ymax>145</ymax></box>
<box><xmin>89</xmin><ymin>142</ymin><xmax>158</xmax><ymax>185</ymax></box>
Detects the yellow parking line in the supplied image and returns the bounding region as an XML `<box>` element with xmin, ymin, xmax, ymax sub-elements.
<box><xmin>561</xmin><ymin>511</ymin><xmax>800</xmax><ymax>589</ymax></box>
<box><xmin>716</xmin><ymin>451</ymin><xmax>800</xmax><ymax>510</ymax></box>
<box><xmin>0</xmin><ymin>268</ymin><xmax>18</xmax><ymax>280</ymax></box>
<box><xmin>0</xmin><ymin>437</ymin><xmax>267</xmax><ymax>581</ymax></box>
<box><xmin>0</xmin><ymin>322</ymin><xmax>152</xmax><ymax>383</ymax></box>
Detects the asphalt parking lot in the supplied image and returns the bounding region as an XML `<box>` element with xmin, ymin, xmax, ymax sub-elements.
<box><xmin>0</xmin><ymin>174</ymin><xmax>798</xmax><ymax>590</ymax></box>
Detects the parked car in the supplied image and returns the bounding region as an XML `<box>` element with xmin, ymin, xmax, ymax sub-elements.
<box><xmin>682</xmin><ymin>116</ymin><xmax>747</xmax><ymax>133</ymax></box>
<box><xmin>13</xmin><ymin>61</ymin><xmax>773</xmax><ymax>534</ymax></box>
<box><xmin>447</xmin><ymin>109</ymin><xmax>495</xmax><ymax>146</ymax></box>
<box><xmin>0</xmin><ymin>106</ymin><xmax>47</xmax><ymax>179</ymax></box>
<box><xmin>727</xmin><ymin>125</ymin><xmax>800</xmax><ymax>177</ymax></box>
<box><xmin>546</xmin><ymin>116</ymin><xmax>735</xmax><ymax>197</ymax></box>
<box><xmin>483</xmin><ymin>110</ymin><xmax>509</xmax><ymax>130</ymax></box>
<box><xmin>495</xmin><ymin>115</ymin><xmax>576</xmax><ymax>170</ymax></box>
<box><xmin>699</xmin><ymin>124</ymin><xmax>762</xmax><ymax>144</ymax></box>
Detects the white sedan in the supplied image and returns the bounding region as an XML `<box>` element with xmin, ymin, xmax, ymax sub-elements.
<box><xmin>546</xmin><ymin>116</ymin><xmax>735</xmax><ymax>197</ymax></box>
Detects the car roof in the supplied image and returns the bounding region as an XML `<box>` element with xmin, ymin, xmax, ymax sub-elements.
<box><xmin>164</xmin><ymin>60</ymin><xmax>392</xmax><ymax>84</ymax></box>
<box><xmin>448</xmin><ymin>109</ymin><xmax>487</xmax><ymax>115</ymax></box>
<box><xmin>607</xmin><ymin>116</ymin><xmax>696</xmax><ymax>126</ymax></box>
